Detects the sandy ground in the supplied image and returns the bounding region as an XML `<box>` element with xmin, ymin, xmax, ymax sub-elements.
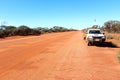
<box><xmin>0</xmin><ymin>31</ymin><xmax>120</xmax><ymax>80</ymax></box>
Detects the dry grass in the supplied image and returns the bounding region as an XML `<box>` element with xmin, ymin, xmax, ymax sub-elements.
<box><xmin>106</xmin><ymin>33</ymin><xmax>120</xmax><ymax>44</ymax></box>
<box><xmin>107</xmin><ymin>33</ymin><xmax>120</xmax><ymax>40</ymax></box>
<box><xmin>117</xmin><ymin>51</ymin><xmax>120</xmax><ymax>63</ymax></box>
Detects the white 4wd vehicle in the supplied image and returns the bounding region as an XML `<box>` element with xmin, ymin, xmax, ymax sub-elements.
<box><xmin>84</xmin><ymin>29</ymin><xmax>106</xmax><ymax>46</ymax></box>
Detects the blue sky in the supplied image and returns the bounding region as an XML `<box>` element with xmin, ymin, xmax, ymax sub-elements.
<box><xmin>0</xmin><ymin>0</ymin><xmax>120</xmax><ymax>29</ymax></box>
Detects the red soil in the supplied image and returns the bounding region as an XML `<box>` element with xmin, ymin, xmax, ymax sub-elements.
<box><xmin>0</xmin><ymin>31</ymin><xmax>120</xmax><ymax>80</ymax></box>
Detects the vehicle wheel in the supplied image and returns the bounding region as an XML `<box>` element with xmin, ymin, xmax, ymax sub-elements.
<box><xmin>87</xmin><ymin>42</ymin><xmax>91</xmax><ymax>46</ymax></box>
<box><xmin>101</xmin><ymin>42</ymin><xmax>105</xmax><ymax>46</ymax></box>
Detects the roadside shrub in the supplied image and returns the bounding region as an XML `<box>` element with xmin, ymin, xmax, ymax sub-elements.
<box><xmin>106</xmin><ymin>34</ymin><xmax>114</xmax><ymax>39</ymax></box>
<box><xmin>30</xmin><ymin>29</ymin><xmax>41</xmax><ymax>35</ymax></box>
<box><xmin>16</xmin><ymin>25</ymin><xmax>31</xmax><ymax>36</ymax></box>
<box><xmin>37</xmin><ymin>27</ymin><xmax>50</xmax><ymax>34</ymax></box>
<box><xmin>5</xmin><ymin>26</ymin><xmax>17</xmax><ymax>36</ymax></box>
<box><xmin>0</xmin><ymin>30</ymin><xmax>5</xmax><ymax>38</ymax></box>
<box><xmin>114</xmin><ymin>35</ymin><xmax>120</xmax><ymax>40</ymax></box>
<box><xmin>0</xmin><ymin>25</ymin><xmax>77</xmax><ymax>38</ymax></box>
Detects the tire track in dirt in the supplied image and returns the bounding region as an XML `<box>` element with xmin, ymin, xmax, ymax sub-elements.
<box><xmin>0</xmin><ymin>31</ymin><xmax>120</xmax><ymax>80</ymax></box>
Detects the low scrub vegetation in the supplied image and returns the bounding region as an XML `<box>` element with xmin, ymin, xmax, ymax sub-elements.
<box><xmin>105</xmin><ymin>33</ymin><xmax>120</xmax><ymax>40</ymax></box>
<box><xmin>82</xmin><ymin>20</ymin><xmax>120</xmax><ymax>41</ymax></box>
<box><xmin>106</xmin><ymin>34</ymin><xmax>114</xmax><ymax>39</ymax></box>
<box><xmin>0</xmin><ymin>25</ymin><xmax>77</xmax><ymax>38</ymax></box>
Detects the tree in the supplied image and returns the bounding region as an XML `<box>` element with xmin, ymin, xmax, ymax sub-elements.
<box><xmin>0</xmin><ymin>30</ymin><xmax>5</xmax><ymax>38</ymax></box>
<box><xmin>91</xmin><ymin>25</ymin><xmax>99</xmax><ymax>29</ymax></box>
<box><xmin>0</xmin><ymin>24</ymin><xmax>77</xmax><ymax>38</ymax></box>
<box><xmin>4</xmin><ymin>26</ymin><xmax>17</xmax><ymax>36</ymax></box>
<box><xmin>30</xmin><ymin>29</ymin><xmax>41</xmax><ymax>35</ymax></box>
<box><xmin>114</xmin><ymin>22</ymin><xmax>120</xmax><ymax>33</ymax></box>
<box><xmin>16</xmin><ymin>25</ymin><xmax>31</xmax><ymax>36</ymax></box>
<box><xmin>104</xmin><ymin>20</ymin><xmax>120</xmax><ymax>33</ymax></box>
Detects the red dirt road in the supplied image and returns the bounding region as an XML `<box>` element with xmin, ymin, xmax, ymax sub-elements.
<box><xmin>0</xmin><ymin>31</ymin><xmax>120</xmax><ymax>80</ymax></box>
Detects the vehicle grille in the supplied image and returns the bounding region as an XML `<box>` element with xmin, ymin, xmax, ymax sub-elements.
<box><xmin>93</xmin><ymin>37</ymin><xmax>102</xmax><ymax>39</ymax></box>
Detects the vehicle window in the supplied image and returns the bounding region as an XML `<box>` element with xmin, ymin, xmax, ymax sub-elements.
<box><xmin>89</xmin><ymin>30</ymin><xmax>101</xmax><ymax>34</ymax></box>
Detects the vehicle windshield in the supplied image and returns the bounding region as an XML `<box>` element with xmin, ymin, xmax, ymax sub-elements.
<box><xmin>89</xmin><ymin>30</ymin><xmax>101</xmax><ymax>34</ymax></box>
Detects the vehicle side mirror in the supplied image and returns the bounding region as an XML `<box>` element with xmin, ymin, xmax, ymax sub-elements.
<box><xmin>103</xmin><ymin>33</ymin><xmax>105</xmax><ymax>35</ymax></box>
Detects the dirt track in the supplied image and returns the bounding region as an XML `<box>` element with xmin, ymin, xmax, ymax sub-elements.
<box><xmin>0</xmin><ymin>31</ymin><xmax>120</xmax><ymax>80</ymax></box>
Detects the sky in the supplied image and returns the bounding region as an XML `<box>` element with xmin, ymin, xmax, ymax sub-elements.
<box><xmin>0</xmin><ymin>0</ymin><xmax>120</xmax><ymax>29</ymax></box>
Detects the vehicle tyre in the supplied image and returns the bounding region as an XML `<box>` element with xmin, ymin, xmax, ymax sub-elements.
<box><xmin>87</xmin><ymin>42</ymin><xmax>91</xmax><ymax>46</ymax></box>
<box><xmin>101</xmin><ymin>42</ymin><xmax>105</xmax><ymax>46</ymax></box>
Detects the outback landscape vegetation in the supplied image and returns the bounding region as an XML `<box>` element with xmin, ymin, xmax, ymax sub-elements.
<box><xmin>0</xmin><ymin>20</ymin><xmax>120</xmax><ymax>80</ymax></box>
<box><xmin>0</xmin><ymin>0</ymin><xmax>120</xmax><ymax>80</ymax></box>
<box><xmin>0</xmin><ymin>25</ymin><xmax>76</xmax><ymax>38</ymax></box>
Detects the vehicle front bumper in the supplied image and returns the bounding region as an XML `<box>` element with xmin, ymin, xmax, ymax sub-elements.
<box><xmin>87</xmin><ymin>38</ymin><xmax>106</xmax><ymax>43</ymax></box>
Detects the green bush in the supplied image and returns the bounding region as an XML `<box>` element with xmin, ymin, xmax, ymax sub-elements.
<box><xmin>5</xmin><ymin>26</ymin><xmax>17</xmax><ymax>36</ymax></box>
<box><xmin>0</xmin><ymin>30</ymin><xmax>5</xmax><ymax>38</ymax></box>
<box><xmin>30</xmin><ymin>29</ymin><xmax>41</xmax><ymax>35</ymax></box>
<box><xmin>0</xmin><ymin>25</ymin><xmax>77</xmax><ymax>38</ymax></box>
<box><xmin>16</xmin><ymin>25</ymin><xmax>32</xmax><ymax>36</ymax></box>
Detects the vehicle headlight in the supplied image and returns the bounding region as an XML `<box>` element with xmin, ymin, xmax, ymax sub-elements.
<box><xmin>88</xmin><ymin>36</ymin><xmax>93</xmax><ymax>38</ymax></box>
<box><xmin>102</xmin><ymin>36</ymin><xmax>105</xmax><ymax>39</ymax></box>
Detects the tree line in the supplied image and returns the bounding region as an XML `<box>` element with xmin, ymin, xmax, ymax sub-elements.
<box><xmin>82</xmin><ymin>20</ymin><xmax>120</xmax><ymax>33</ymax></box>
<box><xmin>0</xmin><ymin>25</ymin><xmax>77</xmax><ymax>38</ymax></box>
<box><xmin>103</xmin><ymin>20</ymin><xmax>120</xmax><ymax>33</ymax></box>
